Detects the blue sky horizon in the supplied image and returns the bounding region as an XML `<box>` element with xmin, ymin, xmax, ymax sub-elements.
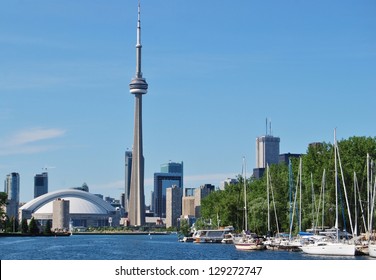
<box><xmin>1</xmin><ymin>0</ymin><xmax>375</xmax><ymax>204</ymax></box>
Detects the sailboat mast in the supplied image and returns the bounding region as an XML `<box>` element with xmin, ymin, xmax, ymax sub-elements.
<box><xmin>311</xmin><ymin>173</ymin><xmax>315</xmax><ymax>229</ymax></box>
<box><xmin>367</xmin><ymin>153</ymin><xmax>370</xmax><ymax>234</ymax></box>
<box><xmin>322</xmin><ymin>168</ymin><xmax>326</xmax><ymax>230</ymax></box>
<box><xmin>288</xmin><ymin>159</ymin><xmax>293</xmax><ymax>232</ymax></box>
<box><xmin>267</xmin><ymin>164</ymin><xmax>270</xmax><ymax>233</ymax></box>
<box><xmin>334</xmin><ymin>129</ymin><xmax>339</xmax><ymax>242</ymax></box>
<box><xmin>299</xmin><ymin>157</ymin><xmax>302</xmax><ymax>232</ymax></box>
<box><xmin>243</xmin><ymin>157</ymin><xmax>248</xmax><ymax>232</ymax></box>
<box><xmin>354</xmin><ymin>171</ymin><xmax>358</xmax><ymax>236</ymax></box>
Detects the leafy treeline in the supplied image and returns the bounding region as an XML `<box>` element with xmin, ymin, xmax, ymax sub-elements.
<box><xmin>201</xmin><ymin>136</ymin><xmax>376</xmax><ymax>236</ymax></box>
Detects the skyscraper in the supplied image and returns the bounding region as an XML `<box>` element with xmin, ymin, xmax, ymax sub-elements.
<box><xmin>253</xmin><ymin>120</ymin><xmax>280</xmax><ymax>179</ymax></box>
<box><xmin>166</xmin><ymin>185</ymin><xmax>182</xmax><ymax>228</ymax></box>
<box><xmin>255</xmin><ymin>135</ymin><xmax>280</xmax><ymax>168</ymax></box>
<box><xmin>153</xmin><ymin>173</ymin><xmax>183</xmax><ymax>218</ymax></box>
<box><xmin>152</xmin><ymin>161</ymin><xmax>183</xmax><ymax>218</ymax></box>
<box><xmin>128</xmin><ymin>2</ymin><xmax>148</xmax><ymax>226</ymax></box>
<box><xmin>124</xmin><ymin>150</ymin><xmax>132</xmax><ymax>212</ymax></box>
<box><xmin>34</xmin><ymin>172</ymin><xmax>48</xmax><ymax>198</ymax></box>
<box><xmin>161</xmin><ymin>161</ymin><xmax>183</xmax><ymax>174</ymax></box>
<box><xmin>4</xmin><ymin>172</ymin><xmax>20</xmax><ymax>220</ymax></box>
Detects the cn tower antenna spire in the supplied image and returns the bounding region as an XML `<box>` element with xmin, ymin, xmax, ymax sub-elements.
<box><xmin>136</xmin><ymin>0</ymin><xmax>142</xmax><ymax>78</ymax></box>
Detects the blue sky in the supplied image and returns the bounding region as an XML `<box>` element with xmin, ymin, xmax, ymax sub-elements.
<box><xmin>1</xmin><ymin>0</ymin><xmax>375</xmax><ymax>204</ymax></box>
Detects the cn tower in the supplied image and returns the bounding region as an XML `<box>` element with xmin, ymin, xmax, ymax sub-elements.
<box><xmin>128</xmin><ymin>1</ymin><xmax>147</xmax><ymax>226</ymax></box>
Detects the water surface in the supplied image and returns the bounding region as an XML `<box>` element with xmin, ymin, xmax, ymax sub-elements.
<box><xmin>0</xmin><ymin>234</ymin><xmax>371</xmax><ymax>260</ymax></box>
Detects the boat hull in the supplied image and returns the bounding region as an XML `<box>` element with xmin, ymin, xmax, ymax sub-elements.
<box><xmin>300</xmin><ymin>242</ymin><xmax>355</xmax><ymax>256</ymax></box>
<box><xmin>235</xmin><ymin>243</ymin><xmax>266</xmax><ymax>251</ymax></box>
<box><xmin>369</xmin><ymin>244</ymin><xmax>376</xmax><ymax>258</ymax></box>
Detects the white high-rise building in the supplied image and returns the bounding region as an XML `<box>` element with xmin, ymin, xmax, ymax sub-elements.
<box><xmin>4</xmin><ymin>172</ymin><xmax>20</xmax><ymax>220</ymax></box>
<box><xmin>255</xmin><ymin>135</ymin><xmax>280</xmax><ymax>168</ymax></box>
<box><xmin>166</xmin><ymin>185</ymin><xmax>182</xmax><ymax>228</ymax></box>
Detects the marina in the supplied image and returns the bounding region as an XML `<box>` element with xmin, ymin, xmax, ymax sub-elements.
<box><xmin>0</xmin><ymin>233</ymin><xmax>373</xmax><ymax>260</ymax></box>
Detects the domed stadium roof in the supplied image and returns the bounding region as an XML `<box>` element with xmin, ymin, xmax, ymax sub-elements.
<box><xmin>20</xmin><ymin>189</ymin><xmax>116</xmax><ymax>215</ymax></box>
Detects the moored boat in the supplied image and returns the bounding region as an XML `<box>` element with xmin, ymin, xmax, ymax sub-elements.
<box><xmin>300</xmin><ymin>238</ymin><xmax>355</xmax><ymax>256</ymax></box>
<box><xmin>369</xmin><ymin>243</ymin><xmax>376</xmax><ymax>258</ymax></box>
<box><xmin>192</xmin><ymin>227</ymin><xmax>233</xmax><ymax>243</ymax></box>
<box><xmin>233</xmin><ymin>233</ymin><xmax>266</xmax><ymax>251</ymax></box>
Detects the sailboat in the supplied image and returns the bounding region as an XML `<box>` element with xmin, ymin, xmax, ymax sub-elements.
<box><xmin>263</xmin><ymin>163</ymin><xmax>301</xmax><ymax>251</ymax></box>
<box><xmin>300</xmin><ymin>130</ymin><xmax>355</xmax><ymax>256</ymax></box>
<box><xmin>233</xmin><ymin>157</ymin><xmax>266</xmax><ymax>251</ymax></box>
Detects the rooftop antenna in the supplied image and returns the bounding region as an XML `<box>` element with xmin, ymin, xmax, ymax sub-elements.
<box><xmin>269</xmin><ymin>119</ymin><xmax>272</xmax><ymax>136</ymax></box>
<box><xmin>265</xmin><ymin>118</ymin><xmax>268</xmax><ymax>136</ymax></box>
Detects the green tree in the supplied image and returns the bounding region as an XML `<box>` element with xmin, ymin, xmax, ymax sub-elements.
<box><xmin>21</xmin><ymin>219</ymin><xmax>29</xmax><ymax>234</ymax></box>
<box><xmin>44</xmin><ymin>220</ymin><xmax>52</xmax><ymax>235</ymax></box>
<box><xmin>0</xmin><ymin>192</ymin><xmax>7</xmax><ymax>232</ymax></box>
<box><xmin>7</xmin><ymin>217</ymin><xmax>19</xmax><ymax>233</ymax></box>
<box><xmin>179</xmin><ymin>219</ymin><xmax>191</xmax><ymax>237</ymax></box>
<box><xmin>29</xmin><ymin>217</ymin><xmax>40</xmax><ymax>235</ymax></box>
<box><xmin>200</xmin><ymin>136</ymin><xmax>376</xmax><ymax>236</ymax></box>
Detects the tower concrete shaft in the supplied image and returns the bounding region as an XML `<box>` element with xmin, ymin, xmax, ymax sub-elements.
<box><xmin>128</xmin><ymin>1</ymin><xmax>147</xmax><ymax>226</ymax></box>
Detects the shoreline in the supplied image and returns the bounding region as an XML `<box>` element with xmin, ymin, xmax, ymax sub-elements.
<box><xmin>0</xmin><ymin>231</ymin><xmax>172</xmax><ymax>237</ymax></box>
<box><xmin>72</xmin><ymin>231</ymin><xmax>171</xmax><ymax>235</ymax></box>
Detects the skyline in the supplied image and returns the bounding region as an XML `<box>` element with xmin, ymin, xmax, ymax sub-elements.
<box><xmin>1</xmin><ymin>0</ymin><xmax>375</xmax><ymax>205</ymax></box>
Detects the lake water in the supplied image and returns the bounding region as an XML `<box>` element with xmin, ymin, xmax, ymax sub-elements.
<box><xmin>0</xmin><ymin>234</ymin><xmax>372</xmax><ymax>260</ymax></box>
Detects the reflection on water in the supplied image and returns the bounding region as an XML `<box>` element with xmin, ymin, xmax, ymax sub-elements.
<box><xmin>0</xmin><ymin>234</ymin><xmax>371</xmax><ymax>260</ymax></box>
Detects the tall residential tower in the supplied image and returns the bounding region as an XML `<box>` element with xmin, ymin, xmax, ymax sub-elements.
<box><xmin>128</xmin><ymin>2</ymin><xmax>148</xmax><ymax>226</ymax></box>
<box><xmin>4</xmin><ymin>172</ymin><xmax>20</xmax><ymax>220</ymax></box>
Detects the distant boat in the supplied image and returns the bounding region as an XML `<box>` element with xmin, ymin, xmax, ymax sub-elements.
<box><xmin>192</xmin><ymin>228</ymin><xmax>233</xmax><ymax>243</ymax></box>
<box><xmin>221</xmin><ymin>233</ymin><xmax>234</xmax><ymax>244</ymax></box>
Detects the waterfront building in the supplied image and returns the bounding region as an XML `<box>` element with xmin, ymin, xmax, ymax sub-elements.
<box><xmin>52</xmin><ymin>198</ymin><xmax>70</xmax><ymax>231</ymax></box>
<box><xmin>194</xmin><ymin>184</ymin><xmax>215</xmax><ymax>217</ymax></box>
<box><xmin>128</xmin><ymin>2</ymin><xmax>148</xmax><ymax>226</ymax></box>
<box><xmin>19</xmin><ymin>189</ymin><xmax>120</xmax><ymax>228</ymax></box>
<box><xmin>153</xmin><ymin>172</ymin><xmax>183</xmax><ymax>218</ymax></box>
<box><xmin>4</xmin><ymin>172</ymin><xmax>20</xmax><ymax>220</ymax></box>
<box><xmin>182</xmin><ymin>196</ymin><xmax>195</xmax><ymax>217</ymax></box>
<box><xmin>152</xmin><ymin>161</ymin><xmax>183</xmax><ymax>218</ymax></box>
<box><xmin>34</xmin><ymin>172</ymin><xmax>48</xmax><ymax>198</ymax></box>
<box><xmin>166</xmin><ymin>185</ymin><xmax>182</xmax><ymax>228</ymax></box>
<box><xmin>124</xmin><ymin>150</ymin><xmax>132</xmax><ymax>212</ymax></box>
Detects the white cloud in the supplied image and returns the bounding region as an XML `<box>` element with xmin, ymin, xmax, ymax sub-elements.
<box><xmin>0</xmin><ymin>127</ymin><xmax>66</xmax><ymax>155</ymax></box>
<box><xmin>10</xmin><ymin>127</ymin><xmax>66</xmax><ymax>145</ymax></box>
